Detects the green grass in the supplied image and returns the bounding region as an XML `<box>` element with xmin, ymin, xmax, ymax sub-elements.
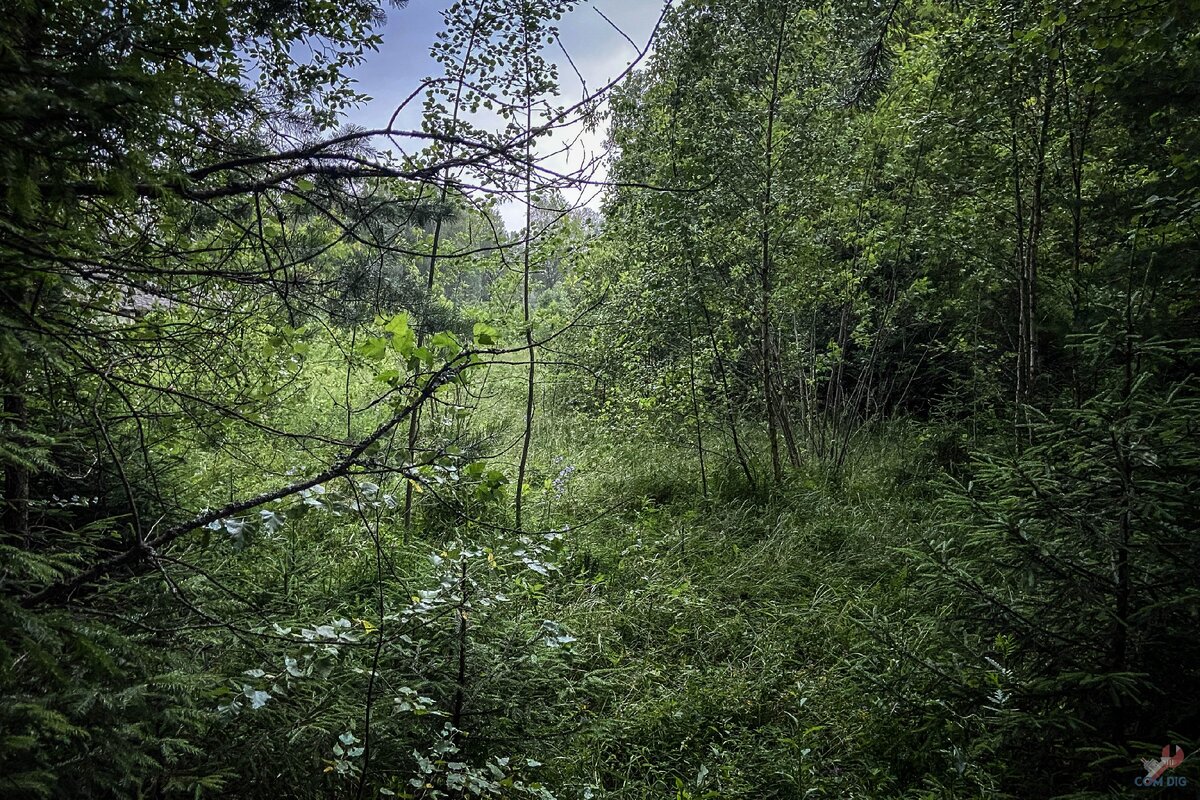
<box><xmin>499</xmin><ymin>401</ymin><xmax>1001</xmax><ymax>799</ymax></box>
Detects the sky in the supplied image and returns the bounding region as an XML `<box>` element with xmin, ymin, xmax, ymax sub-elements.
<box><xmin>343</xmin><ymin>0</ymin><xmax>668</xmax><ymax>229</ymax></box>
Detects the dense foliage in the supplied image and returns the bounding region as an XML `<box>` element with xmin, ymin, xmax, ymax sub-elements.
<box><xmin>1</xmin><ymin>0</ymin><xmax>1196</xmax><ymax>798</ymax></box>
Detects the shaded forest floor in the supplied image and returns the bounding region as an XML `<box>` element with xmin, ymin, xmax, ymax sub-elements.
<box><xmin>517</xmin><ymin>410</ymin><xmax>968</xmax><ymax>797</ymax></box>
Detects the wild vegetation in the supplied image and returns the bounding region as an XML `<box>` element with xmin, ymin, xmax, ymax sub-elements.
<box><xmin>1</xmin><ymin>0</ymin><xmax>1197</xmax><ymax>797</ymax></box>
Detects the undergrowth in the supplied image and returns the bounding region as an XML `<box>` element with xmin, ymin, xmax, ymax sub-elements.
<box><xmin>516</xmin><ymin>411</ymin><xmax>1001</xmax><ymax>799</ymax></box>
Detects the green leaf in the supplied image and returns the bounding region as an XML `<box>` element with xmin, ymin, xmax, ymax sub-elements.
<box><xmin>357</xmin><ymin>337</ymin><xmax>389</xmax><ymax>361</ymax></box>
<box><xmin>386</xmin><ymin>313</ymin><xmax>416</xmax><ymax>356</ymax></box>
<box><xmin>431</xmin><ymin>330</ymin><xmax>461</xmax><ymax>355</ymax></box>
<box><xmin>383</xmin><ymin>312</ymin><xmax>410</xmax><ymax>336</ymax></box>
<box><xmin>375</xmin><ymin>368</ymin><xmax>401</xmax><ymax>385</ymax></box>
<box><xmin>473</xmin><ymin>322</ymin><xmax>498</xmax><ymax>346</ymax></box>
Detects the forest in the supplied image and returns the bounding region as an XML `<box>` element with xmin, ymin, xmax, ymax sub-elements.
<box><xmin>1</xmin><ymin>0</ymin><xmax>1198</xmax><ymax>797</ymax></box>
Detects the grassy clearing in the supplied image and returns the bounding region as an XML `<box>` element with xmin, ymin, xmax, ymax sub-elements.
<box><xmin>510</xmin><ymin>405</ymin><xmax>982</xmax><ymax>798</ymax></box>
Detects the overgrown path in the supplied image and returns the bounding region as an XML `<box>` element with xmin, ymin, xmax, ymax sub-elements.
<box><xmin>527</xmin><ymin>423</ymin><xmax>949</xmax><ymax>797</ymax></box>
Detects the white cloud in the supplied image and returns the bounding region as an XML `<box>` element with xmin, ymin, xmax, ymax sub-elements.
<box><xmin>347</xmin><ymin>1</ymin><xmax>669</xmax><ymax>230</ymax></box>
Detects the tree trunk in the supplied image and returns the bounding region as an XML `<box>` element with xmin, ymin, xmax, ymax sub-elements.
<box><xmin>686</xmin><ymin>312</ymin><xmax>708</xmax><ymax>497</ymax></box>
<box><xmin>402</xmin><ymin>10</ymin><xmax>485</xmax><ymax>536</ymax></box>
<box><xmin>760</xmin><ymin>13</ymin><xmax>788</xmax><ymax>484</ymax></box>
<box><xmin>696</xmin><ymin>278</ymin><xmax>755</xmax><ymax>491</ymax></box>
<box><xmin>514</xmin><ymin>30</ymin><xmax>536</xmax><ymax>531</ymax></box>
